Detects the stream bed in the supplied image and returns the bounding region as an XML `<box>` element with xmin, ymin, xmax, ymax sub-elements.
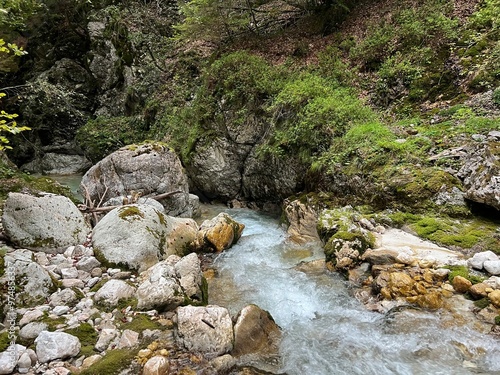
<box><xmin>207</xmin><ymin>207</ymin><xmax>500</xmax><ymax>375</ymax></box>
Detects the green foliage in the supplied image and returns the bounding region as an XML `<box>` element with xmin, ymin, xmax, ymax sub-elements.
<box><xmin>493</xmin><ymin>88</ymin><xmax>500</xmax><ymax>106</ymax></box>
<box><xmin>317</xmin><ymin>45</ymin><xmax>356</xmax><ymax>85</ymax></box>
<box><xmin>153</xmin><ymin>51</ymin><xmax>282</xmax><ymax>161</ymax></box>
<box><xmin>265</xmin><ymin>72</ymin><xmax>374</xmax><ymax>161</ymax></box>
<box><xmin>0</xmin><ymin>0</ymin><xmax>41</xmax><ymax>30</ymax></box>
<box><xmin>0</xmin><ymin>40</ymin><xmax>30</xmax><ymax>150</ymax></box>
<box><xmin>349</xmin><ymin>0</ymin><xmax>459</xmax><ymax>104</ymax></box>
<box><xmin>75</xmin><ymin>116</ymin><xmax>147</xmax><ymax>163</ymax></box>
<box><xmin>64</xmin><ymin>323</ymin><xmax>99</xmax><ymax>357</ymax></box>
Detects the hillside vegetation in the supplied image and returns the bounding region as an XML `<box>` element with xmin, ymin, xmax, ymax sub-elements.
<box><xmin>1</xmin><ymin>0</ymin><xmax>499</xmax><ymax>252</ymax></box>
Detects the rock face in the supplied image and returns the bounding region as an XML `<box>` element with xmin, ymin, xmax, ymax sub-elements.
<box><xmin>194</xmin><ymin>213</ymin><xmax>245</xmax><ymax>252</ymax></box>
<box><xmin>283</xmin><ymin>199</ymin><xmax>320</xmax><ymax>244</ymax></box>
<box><xmin>232</xmin><ymin>305</ymin><xmax>281</xmax><ymax>358</ymax></box>
<box><xmin>92</xmin><ymin>204</ymin><xmax>173</xmax><ymax>272</ymax></box>
<box><xmin>136</xmin><ymin>253</ymin><xmax>204</xmax><ymax>311</ymax></box>
<box><xmin>186</xmin><ymin>136</ymin><xmax>306</xmax><ymax>203</ymax></box>
<box><xmin>176</xmin><ymin>305</ymin><xmax>234</xmax><ymax>356</ymax></box>
<box><xmin>22</xmin><ymin>152</ymin><xmax>92</xmax><ymax>175</ymax></box>
<box><xmin>458</xmin><ymin>131</ymin><xmax>500</xmax><ymax>210</ymax></box>
<box><xmin>35</xmin><ymin>331</ymin><xmax>81</xmax><ymax>363</ymax></box>
<box><xmin>2</xmin><ymin>193</ymin><xmax>91</xmax><ymax>253</ymax></box>
<box><xmin>80</xmin><ymin>143</ymin><xmax>194</xmax><ymax>217</ymax></box>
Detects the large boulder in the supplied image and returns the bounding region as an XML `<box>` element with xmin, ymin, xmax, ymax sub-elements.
<box><xmin>458</xmin><ymin>131</ymin><xmax>500</xmax><ymax>210</ymax></box>
<box><xmin>175</xmin><ymin>305</ymin><xmax>233</xmax><ymax>356</ymax></box>
<box><xmin>136</xmin><ymin>253</ymin><xmax>205</xmax><ymax>311</ymax></box>
<box><xmin>92</xmin><ymin>204</ymin><xmax>174</xmax><ymax>272</ymax></box>
<box><xmin>1</xmin><ymin>249</ymin><xmax>57</xmax><ymax>306</ymax></box>
<box><xmin>80</xmin><ymin>143</ymin><xmax>193</xmax><ymax>217</ymax></box>
<box><xmin>232</xmin><ymin>305</ymin><xmax>281</xmax><ymax>358</ymax></box>
<box><xmin>194</xmin><ymin>213</ymin><xmax>245</xmax><ymax>252</ymax></box>
<box><xmin>2</xmin><ymin>192</ymin><xmax>91</xmax><ymax>253</ymax></box>
<box><xmin>34</xmin><ymin>331</ymin><xmax>81</xmax><ymax>363</ymax></box>
<box><xmin>187</xmin><ymin>137</ymin><xmax>306</xmax><ymax>203</ymax></box>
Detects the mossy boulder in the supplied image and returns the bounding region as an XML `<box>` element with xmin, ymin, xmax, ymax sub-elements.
<box><xmin>1</xmin><ymin>249</ymin><xmax>58</xmax><ymax>307</ymax></box>
<box><xmin>80</xmin><ymin>142</ymin><xmax>193</xmax><ymax>217</ymax></box>
<box><xmin>2</xmin><ymin>192</ymin><xmax>91</xmax><ymax>253</ymax></box>
<box><xmin>318</xmin><ymin>208</ymin><xmax>376</xmax><ymax>272</ymax></box>
<box><xmin>92</xmin><ymin>204</ymin><xmax>174</xmax><ymax>272</ymax></box>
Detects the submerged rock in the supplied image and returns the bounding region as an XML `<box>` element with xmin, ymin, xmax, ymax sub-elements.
<box><xmin>2</xmin><ymin>192</ymin><xmax>90</xmax><ymax>253</ymax></box>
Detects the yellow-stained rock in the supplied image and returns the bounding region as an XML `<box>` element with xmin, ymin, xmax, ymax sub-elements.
<box><xmin>423</xmin><ymin>270</ymin><xmax>434</xmax><ymax>283</ymax></box>
<box><xmin>196</xmin><ymin>213</ymin><xmax>245</xmax><ymax>252</ymax></box>
<box><xmin>488</xmin><ymin>290</ymin><xmax>500</xmax><ymax>307</ymax></box>
<box><xmin>452</xmin><ymin>276</ymin><xmax>472</xmax><ymax>293</ymax></box>
<box><xmin>415</xmin><ymin>292</ymin><xmax>443</xmax><ymax>309</ymax></box>
<box><xmin>414</xmin><ymin>282</ymin><xmax>428</xmax><ymax>295</ymax></box>
<box><xmin>389</xmin><ymin>272</ymin><xmax>415</xmax><ymax>297</ymax></box>
<box><xmin>143</xmin><ymin>355</ymin><xmax>169</xmax><ymax>375</ymax></box>
<box><xmin>469</xmin><ymin>283</ymin><xmax>490</xmax><ymax>299</ymax></box>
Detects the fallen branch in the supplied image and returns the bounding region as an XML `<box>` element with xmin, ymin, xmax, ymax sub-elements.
<box><xmin>78</xmin><ymin>190</ymin><xmax>185</xmax><ymax>213</ymax></box>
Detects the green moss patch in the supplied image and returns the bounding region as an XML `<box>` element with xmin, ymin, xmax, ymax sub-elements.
<box><xmin>118</xmin><ymin>206</ymin><xmax>145</xmax><ymax>222</ymax></box>
<box><xmin>0</xmin><ymin>332</ymin><xmax>10</xmax><ymax>352</ymax></box>
<box><xmin>385</xmin><ymin>211</ymin><xmax>500</xmax><ymax>253</ymax></box>
<box><xmin>444</xmin><ymin>265</ymin><xmax>486</xmax><ymax>285</ymax></box>
<box><xmin>64</xmin><ymin>323</ymin><xmax>99</xmax><ymax>357</ymax></box>
<box><xmin>79</xmin><ymin>348</ymin><xmax>140</xmax><ymax>375</ymax></box>
<box><xmin>120</xmin><ymin>314</ymin><xmax>165</xmax><ymax>332</ymax></box>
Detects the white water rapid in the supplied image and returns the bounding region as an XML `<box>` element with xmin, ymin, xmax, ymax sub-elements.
<box><xmin>207</xmin><ymin>207</ymin><xmax>500</xmax><ymax>375</ymax></box>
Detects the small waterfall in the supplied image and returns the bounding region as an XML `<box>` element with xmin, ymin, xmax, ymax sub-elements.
<box><xmin>208</xmin><ymin>207</ymin><xmax>500</xmax><ymax>375</ymax></box>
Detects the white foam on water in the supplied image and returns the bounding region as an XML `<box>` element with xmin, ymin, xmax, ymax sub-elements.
<box><xmin>208</xmin><ymin>208</ymin><xmax>500</xmax><ymax>375</ymax></box>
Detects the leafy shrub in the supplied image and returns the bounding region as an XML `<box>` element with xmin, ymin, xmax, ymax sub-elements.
<box><xmin>264</xmin><ymin>72</ymin><xmax>374</xmax><ymax>161</ymax></box>
<box><xmin>76</xmin><ymin>116</ymin><xmax>147</xmax><ymax>163</ymax></box>
<box><xmin>494</xmin><ymin>88</ymin><xmax>500</xmax><ymax>106</ymax></box>
<box><xmin>153</xmin><ymin>51</ymin><xmax>281</xmax><ymax>161</ymax></box>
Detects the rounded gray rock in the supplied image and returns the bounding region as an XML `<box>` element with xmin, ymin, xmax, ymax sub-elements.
<box><xmin>2</xmin><ymin>193</ymin><xmax>91</xmax><ymax>253</ymax></box>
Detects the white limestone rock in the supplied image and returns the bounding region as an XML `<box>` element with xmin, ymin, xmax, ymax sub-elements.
<box><xmin>176</xmin><ymin>305</ymin><xmax>233</xmax><ymax>356</ymax></box>
<box><xmin>35</xmin><ymin>331</ymin><xmax>81</xmax><ymax>363</ymax></box>
<box><xmin>93</xmin><ymin>279</ymin><xmax>136</xmax><ymax>307</ymax></box>
<box><xmin>1</xmin><ymin>192</ymin><xmax>91</xmax><ymax>253</ymax></box>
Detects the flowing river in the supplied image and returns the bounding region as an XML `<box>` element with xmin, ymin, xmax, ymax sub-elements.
<box><xmin>207</xmin><ymin>207</ymin><xmax>500</xmax><ymax>375</ymax></box>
